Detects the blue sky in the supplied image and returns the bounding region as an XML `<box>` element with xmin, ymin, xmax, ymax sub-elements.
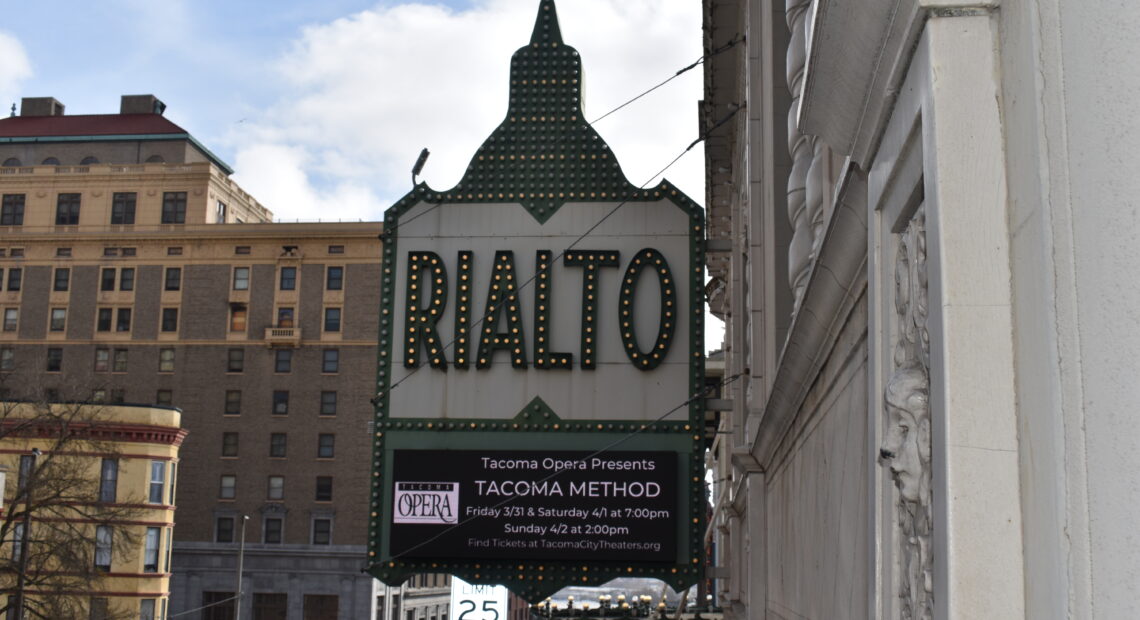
<box><xmin>0</xmin><ymin>0</ymin><xmax>720</xmax><ymax>348</ymax></box>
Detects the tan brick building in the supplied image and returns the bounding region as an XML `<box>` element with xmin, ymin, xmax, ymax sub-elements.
<box><xmin>0</xmin><ymin>96</ymin><xmax>384</xmax><ymax>619</ymax></box>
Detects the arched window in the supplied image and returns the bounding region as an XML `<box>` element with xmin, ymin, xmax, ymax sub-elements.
<box><xmin>145</xmin><ymin>154</ymin><xmax>165</xmax><ymax>163</ymax></box>
<box><xmin>80</xmin><ymin>156</ymin><xmax>100</xmax><ymax>165</ymax></box>
<box><xmin>41</xmin><ymin>157</ymin><xmax>60</xmax><ymax>166</ymax></box>
<box><xmin>2</xmin><ymin>158</ymin><xmax>22</xmax><ymax>167</ymax></box>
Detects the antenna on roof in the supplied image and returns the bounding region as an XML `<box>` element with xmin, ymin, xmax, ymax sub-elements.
<box><xmin>8</xmin><ymin>104</ymin><xmax>14</xmax><ymax>118</ymax></box>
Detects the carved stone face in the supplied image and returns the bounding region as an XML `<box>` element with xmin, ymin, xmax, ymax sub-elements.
<box><xmin>881</xmin><ymin>367</ymin><xmax>930</xmax><ymax>503</ymax></box>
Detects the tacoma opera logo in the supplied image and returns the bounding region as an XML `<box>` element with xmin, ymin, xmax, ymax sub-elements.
<box><xmin>393</xmin><ymin>482</ymin><xmax>459</xmax><ymax>524</ymax></box>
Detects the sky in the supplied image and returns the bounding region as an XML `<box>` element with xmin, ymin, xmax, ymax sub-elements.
<box><xmin>0</xmin><ymin>0</ymin><xmax>723</xmax><ymax>350</ymax></box>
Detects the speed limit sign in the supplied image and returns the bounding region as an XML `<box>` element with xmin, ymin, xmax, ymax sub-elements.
<box><xmin>449</xmin><ymin>576</ymin><xmax>509</xmax><ymax>620</ymax></box>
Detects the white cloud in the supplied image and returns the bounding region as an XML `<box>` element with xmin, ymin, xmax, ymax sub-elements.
<box><xmin>228</xmin><ymin>0</ymin><xmax>704</xmax><ymax>222</ymax></box>
<box><xmin>0</xmin><ymin>32</ymin><xmax>33</xmax><ymax>112</ymax></box>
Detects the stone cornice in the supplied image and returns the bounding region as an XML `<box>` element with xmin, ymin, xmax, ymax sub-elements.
<box><xmin>799</xmin><ymin>1</ymin><xmax>999</xmax><ymax>166</ymax></box>
<box><xmin>751</xmin><ymin>163</ymin><xmax>867</xmax><ymax>466</ymax></box>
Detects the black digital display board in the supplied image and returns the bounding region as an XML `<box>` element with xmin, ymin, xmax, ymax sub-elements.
<box><xmin>390</xmin><ymin>449</ymin><xmax>677</xmax><ymax>562</ymax></box>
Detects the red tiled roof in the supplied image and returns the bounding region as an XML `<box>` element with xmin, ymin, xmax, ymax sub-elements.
<box><xmin>0</xmin><ymin>113</ymin><xmax>189</xmax><ymax>138</ymax></box>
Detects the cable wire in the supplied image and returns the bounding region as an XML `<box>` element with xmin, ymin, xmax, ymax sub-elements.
<box><xmin>590</xmin><ymin>34</ymin><xmax>742</xmax><ymax>126</ymax></box>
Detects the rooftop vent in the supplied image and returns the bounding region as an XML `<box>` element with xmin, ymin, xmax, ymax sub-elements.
<box><xmin>120</xmin><ymin>95</ymin><xmax>166</xmax><ymax>115</ymax></box>
<box><xmin>20</xmin><ymin>97</ymin><xmax>65</xmax><ymax>117</ymax></box>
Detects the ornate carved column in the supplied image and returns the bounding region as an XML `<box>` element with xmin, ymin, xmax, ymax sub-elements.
<box><xmin>786</xmin><ymin>0</ymin><xmax>826</xmax><ymax>315</ymax></box>
<box><xmin>880</xmin><ymin>206</ymin><xmax>933</xmax><ymax>620</ymax></box>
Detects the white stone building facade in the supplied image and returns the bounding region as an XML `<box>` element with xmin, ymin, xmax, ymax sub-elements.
<box><xmin>701</xmin><ymin>1</ymin><xmax>1140</xmax><ymax>618</ymax></box>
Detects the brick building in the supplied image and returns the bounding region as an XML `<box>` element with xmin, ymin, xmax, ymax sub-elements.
<box><xmin>0</xmin><ymin>95</ymin><xmax>384</xmax><ymax>619</ymax></box>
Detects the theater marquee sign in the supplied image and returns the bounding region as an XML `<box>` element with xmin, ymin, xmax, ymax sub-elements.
<box><xmin>368</xmin><ymin>0</ymin><xmax>706</xmax><ymax>601</ymax></box>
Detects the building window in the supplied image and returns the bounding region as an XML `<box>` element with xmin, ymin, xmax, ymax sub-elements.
<box><xmin>1</xmin><ymin>194</ymin><xmax>25</xmax><ymax>225</ymax></box>
<box><xmin>317</xmin><ymin>434</ymin><xmax>335</xmax><ymax>458</ymax></box>
<box><xmin>159</xmin><ymin>308</ymin><xmax>178</xmax><ymax>332</ymax></box>
<box><xmin>326</xmin><ymin>266</ymin><xmax>343</xmax><ymax>290</ymax></box>
<box><xmin>156</xmin><ymin>389</ymin><xmax>172</xmax><ymax>406</ymax></box>
<box><xmin>113</xmin><ymin>349</ymin><xmax>128</xmax><ymax>373</ymax></box>
<box><xmin>80</xmin><ymin>155</ymin><xmax>100</xmax><ymax>165</ymax></box>
<box><xmin>262</xmin><ymin>520</ymin><xmax>283</xmax><ymax>545</ymax></box>
<box><xmin>122</xmin><ymin>247</ymin><xmax>136</xmax><ymax>257</ymax></box>
<box><xmin>219</xmin><ymin>475</ymin><xmax>236</xmax><ymax>499</ymax></box>
<box><xmin>49</xmin><ymin>308</ymin><xmax>66</xmax><ymax>332</ymax></box>
<box><xmin>55</xmin><ymin>193</ymin><xmax>81</xmax><ymax>225</ymax></box>
<box><xmin>104</xmin><ymin>247</ymin><xmax>119</xmax><ymax>257</ymax></box>
<box><xmin>158</xmin><ymin>348</ymin><xmax>175</xmax><ymax>372</ymax></box>
<box><xmin>2</xmin><ymin>308</ymin><xmax>16</xmax><ymax>332</ymax></box>
<box><xmin>17</xmin><ymin>454</ymin><xmax>34</xmax><ymax>491</ymax></box>
<box><xmin>115</xmin><ymin>308</ymin><xmax>131</xmax><ymax>332</ymax></box>
<box><xmin>89</xmin><ymin>597</ymin><xmax>109</xmax><ymax>620</ymax></box>
<box><xmin>227</xmin><ymin>349</ymin><xmax>244</xmax><ymax>372</ymax></box>
<box><xmin>149</xmin><ymin>461</ymin><xmax>166</xmax><ymax>504</ymax></box>
<box><xmin>274</xmin><ymin>350</ymin><xmax>292</xmax><ymax>373</ymax></box>
<box><xmin>304</xmin><ymin>595</ymin><xmax>338</xmax><ymax>618</ymax></box>
<box><xmin>233</xmin><ymin>266</ymin><xmax>250</xmax><ymax>290</ymax></box>
<box><xmin>269</xmin><ymin>433</ymin><xmax>287</xmax><ymax>458</ymax></box>
<box><xmin>6</xmin><ymin>268</ymin><xmax>20</xmax><ymax>291</ymax></box>
<box><xmin>46</xmin><ymin>347</ymin><xmax>62</xmax><ymax>372</ymax></box>
<box><xmin>11</xmin><ymin>523</ymin><xmax>23</xmax><ymax>562</ymax></box>
<box><xmin>276</xmin><ymin>307</ymin><xmax>294</xmax><ymax>328</ymax></box>
<box><xmin>272</xmin><ymin>391</ymin><xmax>289</xmax><ymax>415</ymax></box>
<box><xmin>53</xmin><ymin>268</ymin><xmax>70</xmax><ymax>291</ymax></box>
<box><xmin>167</xmin><ymin>246</ymin><xmax>183</xmax><ymax>256</ymax></box>
<box><xmin>99</xmin><ymin>459</ymin><xmax>117</xmax><ymax>503</ymax></box>
<box><xmin>164</xmin><ymin>267</ymin><xmax>181</xmax><ymax>291</ymax></box>
<box><xmin>323</xmin><ymin>307</ymin><xmax>341</xmax><ymax>332</ymax></box>
<box><xmin>215</xmin><ymin>517</ymin><xmax>234</xmax><ymax>543</ymax></box>
<box><xmin>267</xmin><ymin>476</ymin><xmax>284</xmax><ymax>500</ymax></box>
<box><xmin>140</xmin><ymin>599</ymin><xmax>156</xmax><ymax>620</ymax></box>
<box><xmin>109</xmin><ymin>388</ymin><xmax>125</xmax><ymax>404</ymax></box>
<box><xmin>94</xmin><ymin>525</ymin><xmax>112</xmax><ymax>571</ymax></box>
<box><xmin>0</xmin><ymin>347</ymin><xmax>13</xmax><ymax>371</ymax></box>
<box><xmin>94</xmin><ymin>348</ymin><xmax>109</xmax><ymax>372</ymax></box>
<box><xmin>230</xmin><ymin>305</ymin><xmax>247</xmax><ymax>332</ymax></box>
<box><xmin>100</xmin><ymin>268</ymin><xmax>116</xmax><ymax>291</ymax></box>
<box><xmin>315</xmin><ymin>476</ymin><xmax>333</xmax><ymax>502</ymax></box>
<box><xmin>279</xmin><ymin>267</ymin><xmax>296</xmax><ymax>290</ymax></box>
<box><xmin>58</xmin><ymin>247</ymin><xmax>73</xmax><ymax>257</ymax></box>
<box><xmin>328</xmin><ymin>245</ymin><xmax>344</xmax><ymax>254</ymax></box>
<box><xmin>224</xmin><ymin>390</ymin><xmax>241</xmax><ymax>415</ymax></box>
<box><xmin>96</xmin><ymin>308</ymin><xmax>111</xmax><ymax>331</ymax></box>
<box><xmin>120</xmin><ymin>268</ymin><xmax>135</xmax><ymax>291</ymax></box>
<box><xmin>202</xmin><ymin>592</ymin><xmax>236</xmax><ymax>620</ymax></box>
<box><xmin>4</xmin><ymin>268</ymin><xmax>19</xmax><ymax>294</ymax></box>
<box><xmin>111</xmin><ymin>192</ymin><xmax>136</xmax><ymax>225</ymax></box>
<box><xmin>222</xmin><ymin>432</ymin><xmax>239</xmax><ymax>457</ymax></box>
<box><xmin>235</xmin><ymin>246</ymin><xmax>251</xmax><ymax>255</ymax></box>
<box><xmin>311</xmin><ymin>520</ymin><xmax>333</xmax><ymax>546</ymax></box>
<box><xmin>216</xmin><ymin>200</ymin><xmax>227</xmax><ymax>223</ymax></box>
<box><xmin>143</xmin><ymin>527</ymin><xmax>160</xmax><ymax>573</ymax></box>
<box><xmin>322</xmin><ymin>349</ymin><xmax>339</xmax><ymax>373</ymax></box>
<box><xmin>161</xmin><ymin>191</ymin><xmax>187</xmax><ymax>224</ymax></box>
<box><xmin>320</xmin><ymin>391</ymin><xmax>337</xmax><ymax>416</ymax></box>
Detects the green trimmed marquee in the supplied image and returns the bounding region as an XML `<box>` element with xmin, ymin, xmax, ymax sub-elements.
<box><xmin>368</xmin><ymin>0</ymin><xmax>707</xmax><ymax>602</ymax></box>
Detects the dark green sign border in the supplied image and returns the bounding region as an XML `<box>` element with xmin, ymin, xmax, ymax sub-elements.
<box><xmin>367</xmin><ymin>0</ymin><xmax>707</xmax><ymax>602</ymax></box>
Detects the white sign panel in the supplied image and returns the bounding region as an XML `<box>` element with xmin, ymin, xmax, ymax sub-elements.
<box><xmin>450</xmin><ymin>577</ymin><xmax>509</xmax><ymax>620</ymax></box>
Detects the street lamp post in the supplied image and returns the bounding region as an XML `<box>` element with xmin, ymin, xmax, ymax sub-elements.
<box><xmin>234</xmin><ymin>515</ymin><xmax>249</xmax><ymax>620</ymax></box>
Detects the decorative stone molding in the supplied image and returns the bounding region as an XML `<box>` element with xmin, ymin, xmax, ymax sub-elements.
<box><xmin>786</xmin><ymin>0</ymin><xmax>811</xmax><ymax>314</ymax></box>
<box><xmin>880</xmin><ymin>206</ymin><xmax>932</xmax><ymax>620</ymax></box>
<box><xmin>786</xmin><ymin>0</ymin><xmax>827</xmax><ymax>316</ymax></box>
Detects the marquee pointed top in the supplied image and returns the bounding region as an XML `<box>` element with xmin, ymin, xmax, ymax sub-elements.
<box><xmin>530</xmin><ymin>0</ymin><xmax>563</xmax><ymax>45</ymax></box>
<box><xmin>390</xmin><ymin>0</ymin><xmax>697</xmax><ymax>226</ymax></box>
